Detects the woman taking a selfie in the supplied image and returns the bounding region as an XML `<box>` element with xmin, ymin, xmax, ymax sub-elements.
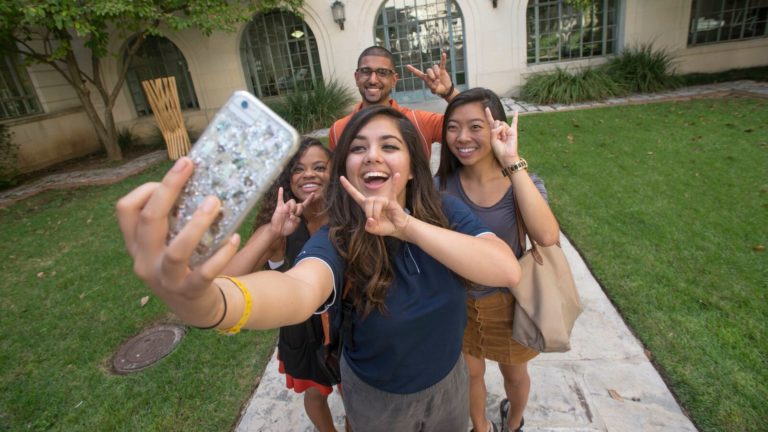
<box><xmin>116</xmin><ymin>105</ymin><xmax>521</xmax><ymax>432</ymax></box>
<box><xmin>436</xmin><ymin>88</ymin><xmax>560</xmax><ymax>432</ymax></box>
<box><xmin>221</xmin><ymin>137</ymin><xmax>338</xmax><ymax>432</ymax></box>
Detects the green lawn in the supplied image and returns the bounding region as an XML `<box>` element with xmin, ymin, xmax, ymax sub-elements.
<box><xmin>0</xmin><ymin>97</ymin><xmax>765</xmax><ymax>431</ymax></box>
<box><xmin>519</xmin><ymin>97</ymin><xmax>767</xmax><ymax>432</ymax></box>
<box><xmin>0</xmin><ymin>163</ymin><xmax>276</xmax><ymax>431</ymax></box>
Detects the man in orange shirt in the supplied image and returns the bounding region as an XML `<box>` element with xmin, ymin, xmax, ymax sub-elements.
<box><xmin>328</xmin><ymin>46</ymin><xmax>458</xmax><ymax>157</ymax></box>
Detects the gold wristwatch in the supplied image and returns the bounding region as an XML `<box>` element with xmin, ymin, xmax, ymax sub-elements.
<box><xmin>501</xmin><ymin>158</ymin><xmax>528</xmax><ymax>177</ymax></box>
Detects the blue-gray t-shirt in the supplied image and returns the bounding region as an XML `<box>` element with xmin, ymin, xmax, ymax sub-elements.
<box><xmin>296</xmin><ymin>195</ymin><xmax>491</xmax><ymax>394</ymax></box>
<box><xmin>436</xmin><ymin>172</ymin><xmax>548</xmax><ymax>299</ymax></box>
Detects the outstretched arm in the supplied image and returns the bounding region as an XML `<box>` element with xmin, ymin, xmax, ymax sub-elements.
<box><xmin>406</xmin><ymin>52</ymin><xmax>458</xmax><ymax>102</ymax></box>
<box><xmin>339</xmin><ymin>175</ymin><xmax>520</xmax><ymax>289</ymax></box>
<box><xmin>220</xmin><ymin>224</ymin><xmax>282</xmax><ymax>276</ymax></box>
<box><xmin>116</xmin><ymin>158</ymin><xmax>332</xmax><ymax>331</ymax></box>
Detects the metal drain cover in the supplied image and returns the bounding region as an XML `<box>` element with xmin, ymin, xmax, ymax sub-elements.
<box><xmin>112</xmin><ymin>324</ymin><xmax>186</xmax><ymax>374</ymax></box>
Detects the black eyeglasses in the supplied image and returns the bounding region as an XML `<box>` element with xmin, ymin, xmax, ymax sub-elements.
<box><xmin>356</xmin><ymin>67</ymin><xmax>396</xmax><ymax>78</ymax></box>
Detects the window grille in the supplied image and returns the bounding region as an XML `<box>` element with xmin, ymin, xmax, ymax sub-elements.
<box><xmin>526</xmin><ymin>0</ymin><xmax>618</xmax><ymax>64</ymax></box>
<box><xmin>0</xmin><ymin>54</ymin><xmax>42</xmax><ymax>120</ymax></box>
<box><xmin>374</xmin><ymin>0</ymin><xmax>467</xmax><ymax>103</ymax></box>
<box><xmin>241</xmin><ymin>11</ymin><xmax>323</xmax><ymax>99</ymax></box>
<box><xmin>125</xmin><ymin>36</ymin><xmax>199</xmax><ymax>116</ymax></box>
<box><xmin>688</xmin><ymin>0</ymin><xmax>768</xmax><ymax>45</ymax></box>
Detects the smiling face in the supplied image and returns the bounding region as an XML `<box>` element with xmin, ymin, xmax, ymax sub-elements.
<box><xmin>444</xmin><ymin>102</ymin><xmax>495</xmax><ymax>166</ymax></box>
<box><xmin>289</xmin><ymin>145</ymin><xmax>330</xmax><ymax>202</ymax></box>
<box><xmin>345</xmin><ymin>115</ymin><xmax>413</xmax><ymax>207</ymax></box>
<box><xmin>355</xmin><ymin>55</ymin><xmax>398</xmax><ymax>107</ymax></box>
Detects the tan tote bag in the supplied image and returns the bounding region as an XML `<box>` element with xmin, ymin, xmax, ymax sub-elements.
<box><xmin>509</xmin><ymin>199</ymin><xmax>582</xmax><ymax>352</ymax></box>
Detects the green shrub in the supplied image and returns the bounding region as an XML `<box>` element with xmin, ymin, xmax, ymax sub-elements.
<box><xmin>520</xmin><ymin>66</ymin><xmax>624</xmax><ymax>104</ymax></box>
<box><xmin>117</xmin><ymin>127</ymin><xmax>138</xmax><ymax>152</ymax></box>
<box><xmin>0</xmin><ymin>123</ymin><xmax>19</xmax><ymax>189</ymax></box>
<box><xmin>269</xmin><ymin>79</ymin><xmax>355</xmax><ymax>133</ymax></box>
<box><xmin>604</xmin><ymin>43</ymin><xmax>682</xmax><ymax>93</ymax></box>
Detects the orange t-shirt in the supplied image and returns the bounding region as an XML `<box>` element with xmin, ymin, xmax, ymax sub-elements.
<box><xmin>328</xmin><ymin>99</ymin><xmax>443</xmax><ymax>158</ymax></box>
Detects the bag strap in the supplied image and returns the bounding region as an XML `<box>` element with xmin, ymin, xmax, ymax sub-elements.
<box><xmin>511</xmin><ymin>191</ymin><xmax>534</xmax><ymax>254</ymax></box>
<box><xmin>320</xmin><ymin>311</ymin><xmax>331</xmax><ymax>345</ymax></box>
<box><xmin>320</xmin><ymin>273</ymin><xmax>354</xmax><ymax>348</ymax></box>
<box><xmin>340</xmin><ymin>275</ymin><xmax>355</xmax><ymax>350</ymax></box>
<box><xmin>511</xmin><ymin>185</ymin><xmax>546</xmax><ymax>266</ymax></box>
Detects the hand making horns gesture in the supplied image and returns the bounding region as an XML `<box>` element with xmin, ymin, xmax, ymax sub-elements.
<box><xmin>406</xmin><ymin>52</ymin><xmax>453</xmax><ymax>98</ymax></box>
<box><xmin>339</xmin><ymin>173</ymin><xmax>411</xmax><ymax>240</ymax></box>
<box><xmin>486</xmin><ymin>108</ymin><xmax>521</xmax><ymax>166</ymax></box>
<box><xmin>269</xmin><ymin>187</ymin><xmax>315</xmax><ymax>238</ymax></box>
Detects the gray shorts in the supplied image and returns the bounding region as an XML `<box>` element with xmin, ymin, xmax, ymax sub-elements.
<box><xmin>340</xmin><ymin>355</ymin><xmax>469</xmax><ymax>432</ymax></box>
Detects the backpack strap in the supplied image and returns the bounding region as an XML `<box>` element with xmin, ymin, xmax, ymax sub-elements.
<box><xmin>320</xmin><ymin>311</ymin><xmax>331</xmax><ymax>345</ymax></box>
<box><xmin>320</xmin><ymin>274</ymin><xmax>354</xmax><ymax>348</ymax></box>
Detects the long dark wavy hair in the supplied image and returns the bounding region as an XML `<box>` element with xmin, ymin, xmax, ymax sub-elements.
<box><xmin>436</xmin><ymin>87</ymin><xmax>507</xmax><ymax>190</ymax></box>
<box><xmin>252</xmin><ymin>137</ymin><xmax>331</xmax><ymax>231</ymax></box>
<box><xmin>326</xmin><ymin>106</ymin><xmax>449</xmax><ymax>318</ymax></box>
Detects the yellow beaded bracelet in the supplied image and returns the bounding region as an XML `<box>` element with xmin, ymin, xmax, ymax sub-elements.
<box><xmin>217</xmin><ymin>275</ymin><xmax>252</xmax><ymax>335</ymax></box>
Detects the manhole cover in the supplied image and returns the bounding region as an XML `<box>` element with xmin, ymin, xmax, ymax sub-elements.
<box><xmin>112</xmin><ymin>324</ymin><xmax>186</xmax><ymax>374</ymax></box>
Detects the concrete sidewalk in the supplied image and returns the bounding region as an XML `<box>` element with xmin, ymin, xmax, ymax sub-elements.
<box><xmin>233</xmin><ymin>233</ymin><xmax>698</xmax><ymax>432</ymax></box>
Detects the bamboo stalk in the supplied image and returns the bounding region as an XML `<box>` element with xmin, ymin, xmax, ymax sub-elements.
<box><xmin>141</xmin><ymin>76</ymin><xmax>191</xmax><ymax>160</ymax></box>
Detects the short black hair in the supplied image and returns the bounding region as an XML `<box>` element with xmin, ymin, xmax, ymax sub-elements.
<box><xmin>357</xmin><ymin>46</ymin><xmax>395</xmax><ymax>68</ymax></box>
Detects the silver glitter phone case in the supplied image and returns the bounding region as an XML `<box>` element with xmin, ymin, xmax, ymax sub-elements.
<box><xmin>168</xmin><ymin>91</ymin><xmax>300</xmax><ymax>267</ymax></box>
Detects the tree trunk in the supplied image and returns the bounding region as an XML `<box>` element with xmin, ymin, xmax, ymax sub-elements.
<box><xmin>64</xmin><ymin>48</ymin><xmax>123</xmax><ymax>160</ymax></box>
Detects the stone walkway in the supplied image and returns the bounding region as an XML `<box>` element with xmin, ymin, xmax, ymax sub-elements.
<box><xmin>499</xmin><ymin>79</ymin><xmax>768</xmax><ymax>114</ymax></box>
<box><xmin>235</xmin><ymin>233</ymin><xmax>699</xmax><ymax>432</ymax></box>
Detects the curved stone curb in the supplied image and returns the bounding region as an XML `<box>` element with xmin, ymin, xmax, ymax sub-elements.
<box><xmin>500</xmin><ymin>80</ymin><xmax>768</xmax><ymax>115</ymax></box>
<box><xmin>0</xmin><ymin>150</ymin><xmax>168</xmax><ymax>209</ymax></box>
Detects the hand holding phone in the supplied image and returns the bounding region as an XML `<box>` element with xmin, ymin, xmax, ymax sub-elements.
<box><xmin>167</xmin><ymin>91</ymin><xmax>299</xmax><ymax>266</ymax></box>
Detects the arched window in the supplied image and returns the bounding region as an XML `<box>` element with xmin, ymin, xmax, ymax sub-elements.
<box><xmin>688</xmin><ymin>0</ymin><xmax>768</xmax><ymax>45</ymax></box>
<box><xmin>1</xmin><ymin>54</ymin><xmax>41</xmax><ymax>119</ymax></box>
<box><xmin>527</xmin><ymin>0</ymin><xmax>619</xmax><ymax>64</ymax></box>
<box><xmin>241</xmin><ymin>11</ymin><xmax>323</xmax><ymax>99</ymax></box>
<box><xmin>374</xmin><ymin>0</ymin><xmax>467</xmax><ymax>103</ymax></box>
<box><xmin>125</xmin><ymin>36</ymin><xmax>199</xmax><ymax>116</ymax></box>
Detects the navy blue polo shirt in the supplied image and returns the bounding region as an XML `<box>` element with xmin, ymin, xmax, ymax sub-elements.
<box><xmin>296</xmin><ymin>195</ymin><xmax>491</xmax><ymax>394</ymax></box>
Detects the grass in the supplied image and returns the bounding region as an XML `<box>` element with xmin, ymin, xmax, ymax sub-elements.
<box><xmin>519</xmin><ymin>96</ymin><xmax>767</xmax><ymax>432</ymax></box>
<box><xmin>0</xmin><ymin>162</ymin><xmax>277</xmax><ymax>431</ymax></box>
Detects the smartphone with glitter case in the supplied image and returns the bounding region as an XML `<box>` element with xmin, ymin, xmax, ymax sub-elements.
<box><xmin>168</xmin><ymin>91</ymin><xmax>300</xmax><ymax>267</ymax></box>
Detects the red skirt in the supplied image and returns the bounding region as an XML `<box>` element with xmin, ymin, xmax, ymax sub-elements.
<box><xmin>278</xmin><ymin>355</ymin><xmax>338</xmax><ymax>396</ymax></box>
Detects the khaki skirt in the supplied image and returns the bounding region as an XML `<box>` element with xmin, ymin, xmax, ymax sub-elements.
<box><xmin>463</xmin><ymin>291</ymin><xmax>539</xmax><ymax>365</ymax></box>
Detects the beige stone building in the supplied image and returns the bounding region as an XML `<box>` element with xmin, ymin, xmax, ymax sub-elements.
<box><xmin>3</xmin><ymin>0</ymin><xmax>767</xmax><ymax>172</ymax></box>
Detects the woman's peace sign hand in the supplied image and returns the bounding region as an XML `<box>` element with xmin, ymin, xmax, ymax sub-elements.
<box><xmin>339</xmin><ymin>174</ymin><xmax>411</xmax><ymax>240</ymax></box>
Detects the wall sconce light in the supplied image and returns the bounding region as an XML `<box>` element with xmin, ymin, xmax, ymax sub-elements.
<box><xmin>332</xmin><ymin>1</ymin><xmax>346</xmax><ymax>30</ymax></box>
<box><xmin>492</xmin><ymin>0</ymin><xmax>498</xmax><ymax>8</ymax></box>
